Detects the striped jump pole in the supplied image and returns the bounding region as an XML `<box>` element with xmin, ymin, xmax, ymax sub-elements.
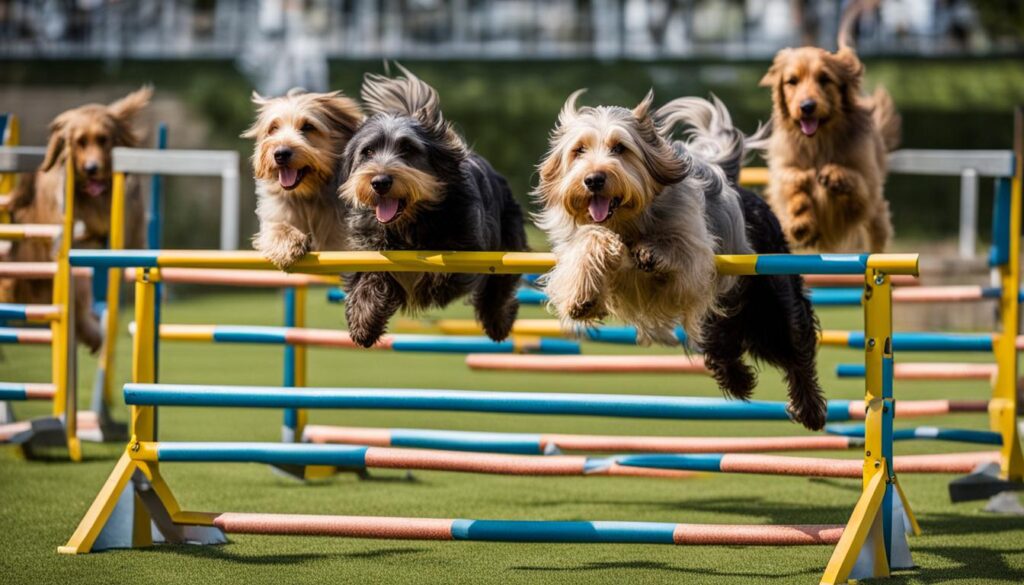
<box><xmin>467</xmin><ymin>354</ymin><xmax>707</xmax><ymax>373</ymax></box>
<box><xmin>0</xmin><ymin>224</ymin><xmax>62</xmax><ymax>241</ymax></box>
<box><xmin>827</xmin><ymin>424</ymin><xmax>1002</xmax><ymax>446</ymax></box>
<box><xmin>0</xmin><ymin>382</ymin><xmax>57</xmax><ymax>401</ymax></box>
<box><xmin>132</xmin><ymin>267</ymin><xmax>339</xmax><ymax>288</ymax></box>
<box><xmin>811</xmin><ymin>285</ymin><xmax>1024</xmax><ymax>306</ymax></box>
<box><xmin>128</xmin><ymin>441</ymin><xmax>1001</xmax><ymax>479</ymax></box>
<box><xmin>0</xmin><ymin>303</ymin><xmax>61</xmax><ymax>322</ymax></box>
<box><xmin>836</xmin><ymin>362</ymin><xmax>997</xmax><ymax>381</ymax></box>
<box><xmin>0</xmin><ymin>327</ymin><xmax>53</xmax><ymax>345</ymax></box>
<box><xmin>0</xmin><ymin>262</ymin><xmax>92</xmax><ymax>279</ymax></box>
<box><xmin>149</xmin><ymin>323</ymin><xmax>580</xmax><ymax>355</ymax></box>
<box><xmin>820</xmin><ymin>330</ymin><xmax>1024</xmax><ymax>352</ymax></box>
<box><xmin>328</xmin><ymin>286</ymin><xmax>548</xmax><ymax>306</ymax></box>
<box><xmin>303</xmin><ymin>425</ymin><xmax>861</xmax><ymax>454</ymax></box>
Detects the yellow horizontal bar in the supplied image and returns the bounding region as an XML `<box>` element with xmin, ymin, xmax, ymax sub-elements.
<box><xmin>128</xmin><ymin>441</ymin><xmax>160</xmax><ymax>462</ymax></box>
<box><xmin>739</xmin><ymin>167</ymin><xmax>769</xmax><ymax>186</ymax></box>
<box><xmin>867</xmin><ymin>253</ymin><xmax>920</xmax><ymax>276</ymax></box>
<box><xmin>171</xmin><ymin>510</ymin><xmax>219</xmax><ymax>526</ymax></box>
<box><xmin>818</xmin><ymin>330</ymin><xmax>851</xmax><ymax>346</ymax></box>
<box><xmin>435</xmin><ymin>318</ymin><xmax>561</xmax><ymax>337</ymax></box>
<box><xmin>713</xmin><ymin>255</ymin><xmax>759</xmax><ymax>275</ymax></box>
<box><xmin>157</xmin><ymin>324</ymin><xmax>214</xmax><ymax>342</ymax></box>
<box><xmin>158</xmin><ymin>251</ymin><xmax>558</xmax><ymax>275</ymax></box>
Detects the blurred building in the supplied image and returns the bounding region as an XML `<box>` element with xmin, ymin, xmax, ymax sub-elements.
<box><xmin>0</xmin><ymin>0</ymin><xmax>1018</xmax><ymax>93</ymax></box>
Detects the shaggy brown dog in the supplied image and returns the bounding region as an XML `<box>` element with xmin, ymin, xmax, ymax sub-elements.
<box><xmin>759</xmin><ymin>44</ymin><xmax>899</xmax><ymax>252</ymax></box>
<box><xmin>244</xmin><ymin>89</ymin><xmax>362</xmax><ymax>269</ymax></box>
<box><xmin>4</xmin><ymin>87</ymin><xmax>152</xmax><ymax>350</ymax></box>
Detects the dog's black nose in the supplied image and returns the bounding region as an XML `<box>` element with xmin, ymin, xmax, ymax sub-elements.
<box><xmin>273</xmin><ymin>148</ymin><xmax>292</xmax><ymax>165</ymax></box>
<box><xmin>370</xmin><ymin>174</ymin><xmax>393</xmax><ymax>194</ymax></box>
<box><xmin>800</xmin><ymin>100</ymin><xmax>817</xmax><ymax>115</ymax></box>
<box><xmin>584</xmin><ymin>172</ymin><xmax>606</xmax><ymax>193</ymax></box>
<box><xmin>84</xmin><ymin>161</ymin><xmax>100</xmax><ymax>176</ymax></box>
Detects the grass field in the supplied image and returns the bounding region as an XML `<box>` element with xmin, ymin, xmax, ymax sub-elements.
<box><xmin>1</xmin><ymin>288</ymin><xmax>1022</xmax><ymax>584</ymax></box>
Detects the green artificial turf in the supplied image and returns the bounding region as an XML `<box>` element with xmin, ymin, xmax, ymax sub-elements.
<box><xmin>1</xmin><ymin>289</ymin><xmax>1022</xmax><ymax>584</ymax></box>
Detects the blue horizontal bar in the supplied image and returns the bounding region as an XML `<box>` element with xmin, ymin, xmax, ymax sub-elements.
<box><xmin>391</xmin><ymin>336</ymin><xmax>578</xmax><ymax>355</ymax></box>
<box><xmin>0</xmin><ymin>304</ymin><xmax>29</xmax><ymax>320</ymax></box>
<box><xmin>124</xmin><ymin>384</ymin><xmax>854</xmax><ymax>422</ymax></box>
<box><xmin>390</xmin><ymin>429</ymin><xmax>544</xmax><ymax>454</ymax></box>
<box><xmin>157</xmin><ymin>442</ymin><xmax>368</xmax><ymax>467</ymax></box>
<box><xmin>844</xmin><ymin>331</ymin><xmax>994</xmax><ymax>352</ymax></box>
<box><xmin>808</xmin><ymin>288</ymin><xmax>862</xmax><ymax>306</ymax></box>
<box><xmin>835</xmin><ymin>364</ymin><xmax>865</xmax><ymax>378</ymax></box>
<box><xmin>826</xmin><ymin>424</ymin><xmax>1002</xmax><ymax>445</ymax></box>
<box><xmin>69</xmin><ymin>249</ymin><xmax>159</xmax><ymax>268</ymax></box>
<box><xmin>451</xmin><ymin>519</ymin><xmax>677</xmax><ymax>544</ymax></box>
<box><xmin>0</xmin><ymin>328</ymin><xmax>23</xmax><ymax>343</ymax></box>
<box><xmin>609</xmin><ymin>453</ymin><xmax>725</xmax><ymax>472</ymax></box>
<box><xmin>536</xmin><ymin>338</ymin><xmax>582</xmax><ymax>354</ymax></box>
<box><xmin>516</xmin><ymin>287</ymin><xmax>548</xmax><ymax>305</ymax></box>
<box><xmin>0</xmin><ymin>383</ymin><xmax>28</xmax><ymax>401</ymax></box>
<box><xmin>754</xmin><ymin>254</ymin><xmax>868</xmax><ymax>275</ymax></box>
<box><xmin>212</xmin><ymin>326</ymin><xmax>288</xmax><ymax>344</ymax></box>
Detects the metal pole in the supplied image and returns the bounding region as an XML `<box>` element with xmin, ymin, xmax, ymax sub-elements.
<box><xmin>958</xmin><ymin>168</ymin><xmax>978</xmax><ymax>258</ymax></box>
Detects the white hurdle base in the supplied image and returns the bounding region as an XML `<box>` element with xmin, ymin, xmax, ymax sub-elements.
<box><xmin>93</xmin><ymin>470</ymin><xmax>227</xmax><ymax>551</ymax></box>
<box><xmin>850</xmin><ymin>495</ymin><xmax>914</xmax><ymax>580</ymax></box>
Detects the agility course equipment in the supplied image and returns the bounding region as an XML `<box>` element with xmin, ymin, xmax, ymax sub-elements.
<box><xmin>61</xmin><ymin>250</ymin><xmax>917</xmax><ymax>584</ymax></box>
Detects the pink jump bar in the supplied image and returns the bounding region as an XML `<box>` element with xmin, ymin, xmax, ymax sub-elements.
<box><xmin>893</xmin><ymin>363</ymin><xmax>997</xmax><ymax>380</ymax></box>
<box><xmin>0</xmin><ymin>327</ymin><xmax>52</xmax><ymax>344</ymax></box>
<box><xmin>125</xmin><ymin>267</ymin><xmax>339</xmax><ymax>287</ymax></box>
<box><xmin>0</xmin><ymin>262</ymin><xmax>92</xmax><ymax>278</ymax></box>
<box><xmin>304</xmin><ymin>425</ymin><xmax>858</xmax><ymax>453</ymax></box>
<box><xmin>209</xmin><ymin>513</ymin><xmax>845</xmax><ymax>546</ymax></box>
<box><xmin>466</xmin><ymin>354</ymin><xmax>708</xmax><ymax>373</ymax></box>
<box><xmin>0</xmin><ymin>224</ymin><xmax>61</xmax><ymax>240</ymax></box>
<box><xmin>0</xmin><ymin>410</ymin><xmax>100</xmax><ymax>442</ymax></box>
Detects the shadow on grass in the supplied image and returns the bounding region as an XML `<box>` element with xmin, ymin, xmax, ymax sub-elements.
<box><xmin>151</xmin><ymin>544</ymin><xmax>428</xmax><ymax>565</ymax></box>
<box><xmin>888</xmin><ymin>545</ymin><xmax>1024</xmax><ymax>583</ymax></box>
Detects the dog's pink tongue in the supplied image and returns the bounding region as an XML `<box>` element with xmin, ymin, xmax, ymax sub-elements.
<box><xmin>278</xmin><ymin>167</ymin><xmax>299</xmax><ymax>188</ymax></box>
<box><xmin>376</xmin><ymin>196</ymin><xmax>400</xmax><ymax>223</ymax></box>
<box><xmin>588</xmin><ymin>195</ymin><xmax>612</xmax><ymax>223</ymax></box>
<box><xmin>799</xmin><ymin>118</ymin><xmax>819</xmax><ymax>136</ymax></box>
<box><xmin>84</xmin><ymin>180</ymin><xmax>106</xmax><ymax>198</ymax></box>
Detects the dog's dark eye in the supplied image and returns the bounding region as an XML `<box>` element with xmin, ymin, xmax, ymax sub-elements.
<box><xmin>609</xmin><ymin>143</ymin><xmax>624</xmax><ymax>155</ymax></box>
<box><xmin>785</xmin><ymin>77</ymin><xmax>798</xmax><ymax>86</ymax></box>
<box><xmin>301</xmin><ymin>123</ymin><xmax>315</xmax><ymax>133</ymax></box>
<box><xmin>268</xmin><ymin>124</ymin><xmax>279</xmax><ymax>134</ymax></box>
<box><xmin>361</xmin><ymin>147</ymin><xmax>375</xmax><ymax>158</ymax></box>
<box><xmin>77</xmin><ymin>137</ymin><xmax>87</xmax><ymax>147</ymax></box>
<box><xmin>573</xmin><ymin>145</ymin><xmax>586</xmax><ymax>157</ymax></box>
<box><xmin>818</xmin><ymin>75</ymin><xmax>830</xmax><ymax>85</ymax></box>
<box><xmin>96</xmin><ymin>136</ymin><xmax>108</xmax><ymax>147</ymax></box>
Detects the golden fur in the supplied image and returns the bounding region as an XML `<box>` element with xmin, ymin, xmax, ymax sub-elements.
<box><xmin>759</xmin><ymin>46</ymin><xmax>899</xmax><ymax>252</ymax></box>
<box><xmin>3</xmin><ymin>87</ymin><xmax>151</xmax><ymax>350</ymax></box>
<box><xmin>244</xmin><ymin>89</ymin><xmax>362</xmax><ymax>269</ymax></box>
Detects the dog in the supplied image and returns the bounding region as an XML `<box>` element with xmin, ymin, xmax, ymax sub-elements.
<box><xmin>339</xmin><ymin>66</ymin><xmax>527</xmax><ymax>348</ymax></box>
<box><xmin>244</xmin><ymin>89</ymin><xmax>363</xmax><ymax>269</ymax></box>
<box><xmin>758</xmin><ymin>26</ymin><xmax>900</xmax><ymax>252</ymax></box>
<box><xmin>534</xmin><ymin>91</ymin><xmax>825</xmax><ymax>430</ymax></box>
<box><xmin>4</xmin><ymin>87</ymin><xmax>152</xmax><ymax>351</ymax></box>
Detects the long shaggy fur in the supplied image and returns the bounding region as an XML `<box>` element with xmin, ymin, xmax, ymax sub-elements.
<box><xmin>757</xmin><ymin>43</ymin><xmax>900</xmax><ymax>252</ymax></box>
<box><xmin>244</xmin><ymin>88</ymin><xmax>362</xmax><ymax>269</ymax></box>
<box><xmin>340</xmin><ymin>65</ymin><xmax>527</xmax><ymax>347</ymax></box>
<box><xmin>2</xmin><ymin>87</ymin><xmax>152</xmax><ymax>351</ymax></box>
<box><xmin>535</xmin><ymin>91</ymin><xmax>825</xmax><ymax>430</ymax></box>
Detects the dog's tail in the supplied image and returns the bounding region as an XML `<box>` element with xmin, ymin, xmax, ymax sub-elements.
<box><xmin>870</xmin><ymin>86</ymin><xmax>901</xmax><ymax>152</ymax></box>
<box><xmin>361</xmin><ymin>63</ymin><xmax>440</xmax><ymax>119</ymax></box>
<box><xmin>656</xmin><ymin>94</ymin><xmax>768</xmax><ymax>185</ymax></box>
<box><xmin>837</xmin><ymin>0</ymin><xmax>880</xmax><ymax>51</ymax></box>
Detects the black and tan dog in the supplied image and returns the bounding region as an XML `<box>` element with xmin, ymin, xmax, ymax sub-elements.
<box><xmin>339</xmin><ymin>66</ymin><xmax>527</xmax><ymax>347</ymax></box>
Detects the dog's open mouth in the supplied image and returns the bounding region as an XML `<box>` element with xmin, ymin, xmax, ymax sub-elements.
<box><xmin>588</xmin><ymin>195</ymin><xmax>621</xmax><ymax>223</ymax></box>
<box><xmin>799</xmin><ymin>117</ymin><xmax>821</xmax><ymax>137</ymax></box>
<box><xmin>375</xmin><ymin>196</ymin><xmax>407</xmax><ymax>224</ymax></box>
<box><xmin>278</xmin><ymin>166</ymin><xmax>310</xmax><ymax>190</ymax></box>
<box><xmin>84</xmin><ymin>180</ymin><xmax>107</xmax><ymax>198</ymax></box>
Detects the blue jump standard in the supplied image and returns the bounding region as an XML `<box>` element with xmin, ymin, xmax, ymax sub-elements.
<box><xmin>123</xmin><ymin>384</ymin><xmax>855</xmax><ymax>422</ymax></box>
<box><xmin>826</xmin><ymin>424</ymin><xmax>1002</xmax><ymax>445</ymax></box>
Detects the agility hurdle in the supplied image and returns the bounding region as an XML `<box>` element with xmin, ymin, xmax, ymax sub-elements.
<box><xmin>62</xmin><ymin>250</ymin><xmax>916</xmax><ymax>584</ymax></box>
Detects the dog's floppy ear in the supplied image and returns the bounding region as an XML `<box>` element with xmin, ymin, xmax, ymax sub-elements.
<box><xmin>240</xmin><ymin>91</ymin><xmax>269</xmax><ymax>139</ymax></box>
<box><xmin>41</xmin><ymin>112</ymin><xmax>70</xmax><ymax>172</ymax></box>
<box><xmin>759</xmin><ymin>49</ymin><xmax>791</xmax><ymax>88</ymax></box>
<box><xmin>315</xmin><ymin>91</ymin><xmax>363</xmax><ymax>139</ymax></box>
<box><xmin>108</xmin><ymin>86</ymin><xmax>153</xmax><ymax>122</ymax></box>
<box><xmin>632</xmin><ymin>89</ymin><xmax>655</xmax><ymax>120</ymax></box>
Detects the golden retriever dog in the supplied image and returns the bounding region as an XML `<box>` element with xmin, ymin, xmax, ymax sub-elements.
<box><xmin>4</xmin><ymin>87</ymin><xmax>151</xmax><ymax>350</ymax></box>
<box><xmin>758</xmin><ymin>41</ymin><xmax>899</xmax><ymax>252</ymax></box>
<box><xmin>243</xmin><ymin>89</ymin><xmax>362</xmax><ymax>269</ymax></box>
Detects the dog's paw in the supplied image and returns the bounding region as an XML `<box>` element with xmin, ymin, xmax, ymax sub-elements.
<box><xmin>480</xmin><ymin>301</ymin><xmax>518</xmax><ymax>342</ymax></box>
<box><xmin>817</xmin><ymin>164</ymin><xmax>854</xmax><ymax>194</ymax></box>
<box><xmin>786</xmin><ymin>394</ymin><xmax>828</xmax><ymax>431</ymax></box>
<box><xmin>788</xmin><ymin>217</ymin><xmax>819</xmax><ymax>249</ymax></box>
<box><xmin>257</xmin><ymin>227</ymin><xmax>309</xmax><ymax>270</ymax></box>
<box><xmin>716</xmin><ymin>364</ymin><xmax>757</xmax><ymax>401</ymax></box>
<box><xmin>567</xmin><ymin>297</ymin><xmax>606</xmax><ymax>321</ymax></box>
<box><xmin>347</xmin><ymin>323</ymin><xmax>383</xmax><ymax>348</ymax></box>
<box><xmin>630</xmin><ymin>244</ymin><xmax>660</xmax><ymax>273</ymax></box>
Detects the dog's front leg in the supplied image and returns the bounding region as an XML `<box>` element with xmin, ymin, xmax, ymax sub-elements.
<box><xmin>545</xmin><ymin>225</ymin><xmax>624</xmax><ymax>324</ymax></box>
<box><xmin>345</xmin><ymin>272</ymin><xmax>404</xmax><ymax>348</ymax></box>
<box><xmin>628</xmin><ymin>240</ymin><xmax>671</xmax><ymax>274</ymax></box>
<box><xmin>775</xmin><ymin>167</ymin><xmax>818</xmax><ymax>249</ymax></box>
<box><xmin>817</xmin><ymin>164</ymin><xmax>870</xmax><ymax>223</ymax></box>
<box><xmin>254</xmin><ymin>222</ymin><xmax>310</xmax><ymax>270</ymax></box>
